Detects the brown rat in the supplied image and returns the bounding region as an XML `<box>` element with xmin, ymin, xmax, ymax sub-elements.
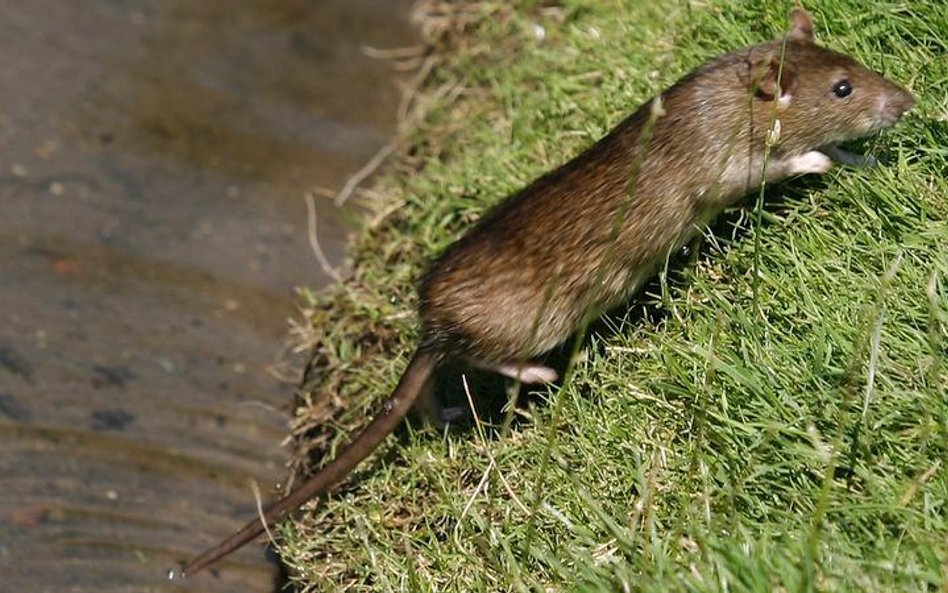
<box><xmin>178</xmin><ymin>7</ymin><xmax>913</xmax><ymax>578</ymax></box>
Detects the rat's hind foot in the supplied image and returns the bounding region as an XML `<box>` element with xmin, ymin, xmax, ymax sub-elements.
<box><xmin>412</xmin><ymin>399</ymin><xmax>471</xmax><ymax>431</ymax></box>
<box><xmin>410</xmin><ymin>373</ymin><xmax>472</xmax><ymax>429</ymax></box>
<box><xmin>494</xmin><ymin>362</ymin><xmax>558</xmax><ymax>384</ymax></box>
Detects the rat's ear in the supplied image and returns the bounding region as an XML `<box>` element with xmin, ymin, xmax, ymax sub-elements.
<box><xmin>788</xmin><ymin>7</ymin><xmax>815</xmax><ymax>42</ymax></box>
<box><xmin>744</xmin><ymin>53</ymin><xmax>797</xmax><ymax>104</ymax></box>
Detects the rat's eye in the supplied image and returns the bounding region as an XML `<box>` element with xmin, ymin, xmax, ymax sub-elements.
<box><xmin>833</xmin><ymin>79</ymin><xmax>853</xmax><ymax>98</ymax></box>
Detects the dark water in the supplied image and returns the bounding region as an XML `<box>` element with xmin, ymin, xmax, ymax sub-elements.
<box><xmin>0</xmin><ymin>1</ymin><xmax>416</xmax><ymax>590</ymax></box>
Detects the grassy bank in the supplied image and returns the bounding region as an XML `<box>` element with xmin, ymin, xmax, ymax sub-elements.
<box><xmin>282</xmin><ymin>1</ymin><xmax>947</xmax><ymax>591</ymax></box>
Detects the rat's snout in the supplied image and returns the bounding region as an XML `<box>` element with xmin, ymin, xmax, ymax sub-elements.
<box><xmin>877</xmin><ymin>84</ymin><xmax>915</xmax><ymax>127</ymax></box>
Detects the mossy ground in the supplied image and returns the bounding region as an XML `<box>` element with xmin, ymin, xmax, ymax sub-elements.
<box><xmin>281</xmin><ymin>1</ymin><xmax>947</xmax><ymax>591</ymax></box>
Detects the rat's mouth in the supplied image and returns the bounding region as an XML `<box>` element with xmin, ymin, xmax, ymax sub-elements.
<box><xmin>818</xmin><ymin>143</ymin><xmax>878</xmax><ymax>168</ymax></box>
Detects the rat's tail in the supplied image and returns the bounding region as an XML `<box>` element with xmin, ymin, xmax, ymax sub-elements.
<box><xmin>178</xmin><ymin>349</ymin><xmax>439</xmax><ymax>578</ymax></box>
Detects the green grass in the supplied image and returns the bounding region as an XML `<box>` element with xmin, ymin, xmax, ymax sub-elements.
<box><xmin>282</xmin><ymin>1</ymin><xmax>947</xmax><ymax>591</ymax></box>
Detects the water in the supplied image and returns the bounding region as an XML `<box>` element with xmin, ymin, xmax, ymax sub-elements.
<box><xmin>0</xmin><ymin>1</ymin><xmax>416</xmax><ymax>590</ymax></box>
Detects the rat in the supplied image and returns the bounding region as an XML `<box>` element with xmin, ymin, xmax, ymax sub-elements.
<box><xmin>177</xmin><ymin>7</ymin><xmax>913</xmax><ymax>578</ymax></box>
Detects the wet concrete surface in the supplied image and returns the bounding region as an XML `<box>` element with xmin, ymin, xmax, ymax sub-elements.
<box><xmin>0</xmin><ymin>1</ymin><xmax>416</xmax><ymax>590</ymax></box>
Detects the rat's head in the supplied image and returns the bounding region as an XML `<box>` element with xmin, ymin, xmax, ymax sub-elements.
<box><xmin>744</xmin><ymin>8</ymin><xmax>914</xmax><ymax>154</ymax></box>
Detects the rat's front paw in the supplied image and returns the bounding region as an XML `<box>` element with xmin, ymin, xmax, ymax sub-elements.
<box><xmin>790</xmin><ymin>150</ymin><xmax>834</xmax><ymax>175</ymax></box>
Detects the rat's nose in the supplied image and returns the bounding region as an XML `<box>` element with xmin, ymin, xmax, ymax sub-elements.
<box><xmin>878</xmin><ymin>85</ymin><xmax>915</xmax><ymax>126</ymax></box>
<box><xmin>891</xmin><ymin>86</ymin><xmax>915</xmax><ymax>116</ymax></box>
<box><xmin>893</xmin><ymin>88</ymin><xmax>915</xmax><ymax>116</ymax></box>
